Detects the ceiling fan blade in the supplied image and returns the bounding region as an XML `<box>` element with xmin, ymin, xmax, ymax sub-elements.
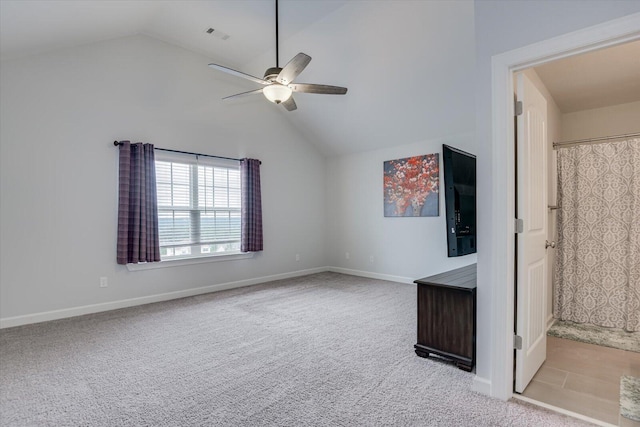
<box><xmin>289</xmin><ymin>83</ymin><xmax>348</xmax><ymax>95</ymax></box>
<box><xmin>208</xmin><ymin>63</ymin><xmax>270</xmax><ymax>86</ymax></box>
<box><xmin>222</xmin><ymin>88</ymin><xmax>264</xmax><ymax>101</ymax></box>
<box><xmin>281</xmin><ymin>96</ymin><xmax>297</xmax><ymax>111</ymax></box>
<box><xmin>276</xmin><ymin>53</ymin><xmax>312</xmax><ymax>85</ymax></box>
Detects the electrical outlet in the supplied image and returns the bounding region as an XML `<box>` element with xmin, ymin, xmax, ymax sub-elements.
<box><xmin>295</xmin><ymin>253</ymin><xmax>300</xmax><ymax>262</ymax></box>
<box><xmin>345</xmin><ymin>252</ymin><xmax>350</xmax><ymax>260</ymax></box>
<box><xmin>99</xmin><ymin>277</ymin><xmax>108</xmax><ymax>288</ymax></box>
<box><xmin>369</xmin><ymin>255</ymin><xmax>374</xmax><ymax>263</ymax></box>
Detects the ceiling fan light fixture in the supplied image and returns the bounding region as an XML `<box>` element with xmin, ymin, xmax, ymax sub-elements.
<box><xmin>262</xmin><ymin>84</ymin><xmax>292</xmax><ymax>104</ymax></box>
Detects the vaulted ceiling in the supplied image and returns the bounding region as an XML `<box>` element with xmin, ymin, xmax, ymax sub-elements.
<box><xmin>0</xmin><ymin>0</ymin><xmax>476</xmax><ymax>156</ymax></box>
<box><xmin>1</xmin><ymin>1</ymin><xmax>638</xmax><ymax>156</ymax></box>
<box><xmin>0</xmin><ymin>1</ymin><xmax>348</xmax><ymax>68</ymax></box>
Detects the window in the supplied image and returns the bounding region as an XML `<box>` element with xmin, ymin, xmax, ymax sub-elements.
<box><xmin>155</xmin><ymin>151</ymin><xmax>241</xmax><ymax>260</ymax></box>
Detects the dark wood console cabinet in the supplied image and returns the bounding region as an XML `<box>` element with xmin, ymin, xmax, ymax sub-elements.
<box><xmin>414</xmin><ymin>264</ymin><xmax>476</xmax><ymax>371</ymax></box>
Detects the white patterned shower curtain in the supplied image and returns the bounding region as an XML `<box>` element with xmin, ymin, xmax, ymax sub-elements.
<box><xmin>554</xmin><ymin>138</ymin><xmax>640</xmax><ymax>332</ymax></box>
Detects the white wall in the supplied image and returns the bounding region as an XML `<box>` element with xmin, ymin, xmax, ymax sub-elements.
<box><xmin>0</xmin><ymin>35</ymin><xmax>327</xmax><ymax>321</ymax></box>
<box><xmin>474</xmin><ymin>0</ymin><xmax>640</xmax><ymax>396</ymax></box>
<box><xmin>561</xmin><ymin>100</ymin><xmax>640</xmax><ymax>141</ymax></box>
<box><xmin>326</xmin><ymin>134</ymin><xmax>477</xmax><ymax>282</ymax></box>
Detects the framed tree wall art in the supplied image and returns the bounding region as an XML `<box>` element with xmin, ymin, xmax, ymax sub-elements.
<box><xmin>383</xmin><ymin>154</ymin><xmax>439</xmax><ymax>217</ymax></box>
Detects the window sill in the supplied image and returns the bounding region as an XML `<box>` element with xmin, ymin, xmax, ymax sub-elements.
<box><xmin>126</xmin><ymin>252</ymin><xmax>255</xmax><ymax>271</ymax></box>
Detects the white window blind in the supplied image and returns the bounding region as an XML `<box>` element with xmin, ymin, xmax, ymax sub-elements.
<box><xmin>155</xmin><ymin>151</ymin><xmax>241</xmax><ymax>260</ymax></box>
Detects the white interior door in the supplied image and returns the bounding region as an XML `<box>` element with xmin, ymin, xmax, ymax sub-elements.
<box><xmin>514</xmin><ymin>72</ymin><xmax>548</xmax><ymax>393</ymax></box>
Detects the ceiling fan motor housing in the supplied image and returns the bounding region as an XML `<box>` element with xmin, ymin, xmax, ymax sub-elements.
<box><xmin>264</xmin><ymin>67</ymin><xmax>283</xmax><ymax>82</ymax></box>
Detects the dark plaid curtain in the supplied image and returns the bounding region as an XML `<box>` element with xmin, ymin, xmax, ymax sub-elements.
<box><xmin>240</xmin><ymin>158</ymin><xmax>263</xmax><ymax>252</ymax></box>
<box><xmin>117</xmin><ymin>141</ymin><xmax>161</xmax><ymax>264</ymax></box>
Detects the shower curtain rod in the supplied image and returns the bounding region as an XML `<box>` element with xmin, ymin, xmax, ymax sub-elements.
<box><xmin>553</xmin><ymin>132</ymin><xmax>640</xmax><ymax>149</ymax></box>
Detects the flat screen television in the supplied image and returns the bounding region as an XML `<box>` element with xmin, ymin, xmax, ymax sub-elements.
<box><xmin>443</xmin><ymin>145</ymin><xmax>476</xmax><ymax>257</ymax></box>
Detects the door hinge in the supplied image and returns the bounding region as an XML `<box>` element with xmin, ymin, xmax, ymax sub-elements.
<box><xmin>515</xmin><ymin>100</ymin><xmax>523</xmax><ymax>116</ymax></box>
<box><xmin>514</xmin><ymin>335</ymin><xmax>523</xmax><ymax>350</ymax></box>
<box><xmin>514</xmin><ymin>218</ymin><xmax>524</xmax><ymax>234</ymax></box>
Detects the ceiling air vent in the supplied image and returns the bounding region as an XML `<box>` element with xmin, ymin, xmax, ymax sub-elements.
<box><xmin>205</xmin><ymin>28</ymin><xmax>230</xmax><ymax>41</ymax></box>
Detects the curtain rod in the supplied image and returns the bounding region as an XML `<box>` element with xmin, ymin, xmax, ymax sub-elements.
<box><xmin>553</xmin><ymin>132</ymin><xmax>640</xmax><ymax>149</ymax></box>
<box><xmin>113</xmin><ymin>141</ymin><xmax>242</xmax><ymax>162</ymax></box>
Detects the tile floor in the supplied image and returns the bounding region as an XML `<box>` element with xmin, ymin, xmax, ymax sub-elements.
<box><xmin>521</xmin><ymin>336</ymin><xmax>640</xmax><ymax>426</ymax></box>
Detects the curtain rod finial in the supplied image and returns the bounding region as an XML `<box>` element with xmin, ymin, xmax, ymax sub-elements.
<box><xmin>114</xmin><ymin>141</ymin><xmax>120</xmax><ymax>146</ymax></box>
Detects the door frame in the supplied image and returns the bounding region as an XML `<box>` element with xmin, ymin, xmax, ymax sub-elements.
<box><xmin>487</xmin><ymin>13</ymin><xmax>640</xmax><ymax>401</ymax></box>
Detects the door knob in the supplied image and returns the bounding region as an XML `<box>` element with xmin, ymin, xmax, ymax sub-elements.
<box><xmin>545</xmin><ymin>240</ymin><xmax>556</xmax><ymax>249</ymax></box>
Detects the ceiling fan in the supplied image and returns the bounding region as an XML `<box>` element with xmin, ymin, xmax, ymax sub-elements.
<box><xmin>208</xmin><ymin>0</ymin><xmax>347</xmax><ymax>111</ymax></box>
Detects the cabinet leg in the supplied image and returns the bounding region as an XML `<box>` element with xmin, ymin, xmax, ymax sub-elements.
<box><xmin>415</xmin><ymin>349</ymin><xmax>430</xmax><ymax>359</ymax></box>
<box><xmin>456</xmin><ymin>362</ymin><xmax>472</xmax><ymax>372</ymax></box>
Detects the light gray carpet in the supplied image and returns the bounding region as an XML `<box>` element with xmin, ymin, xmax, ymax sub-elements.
<box><xmin>548</xmin><ymin>320</ymin><xmax>640</xmax><ymax>353</ymax></box>
<box><xmin>1</xmin><ymin>272</ymin><xmax>590</xmax><ymax>426</ymax></box>
<box><xmin>621</xmin><ymin>375</ymin><xmax>640</xmax><ymax>421</ymax></box>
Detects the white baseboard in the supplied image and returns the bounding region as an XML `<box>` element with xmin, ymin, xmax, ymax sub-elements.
<box><xmin>326</xmin><ymin>267</ymin><xmax>415</xmax><ymax>284</ymax></box>
<box><xmin>546</xmin><ymin>315</ymin><xmax>555</xmax><ymax>331</ymax></box>
<box><xmin>0</xmin><ymin>267</ymin><xmax>327</xmax><ymax>329</ymax></box>
<box><xmin>472</xmin><ymin>375</ymin><xmax>492</xmax><ymax>396</ymax></box>
<box><xmin>0</xmin><ymin>266</ymin><xmax>414</xmax><ymax>329</ymax></box>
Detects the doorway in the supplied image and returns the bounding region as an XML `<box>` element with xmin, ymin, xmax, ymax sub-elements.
<box><xmin>487</xmin><ymin>8</ymin><xmax>640</xmax><ymax>406</ymax></box>
<box><xmin>512</xmin><ymin>41</ymin><xmax>640</xmax><ymax>425</ymax></box>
